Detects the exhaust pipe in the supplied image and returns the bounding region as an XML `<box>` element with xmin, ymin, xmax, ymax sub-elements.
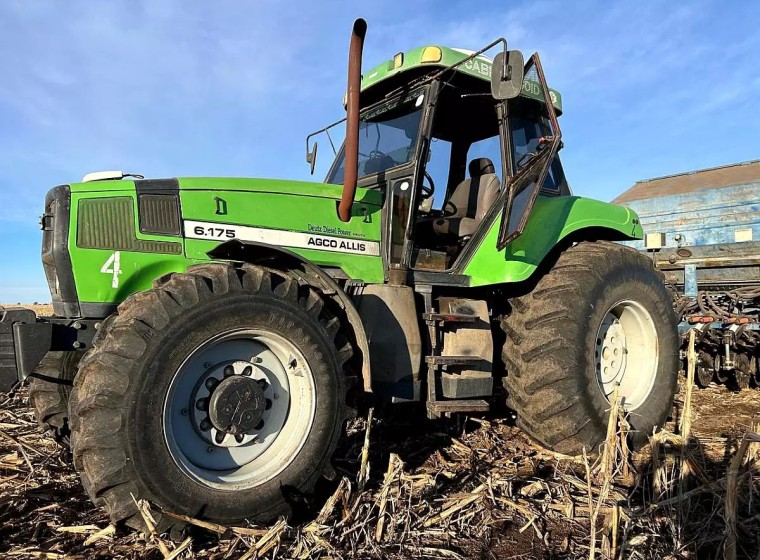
<box><xmin>338</xmin><ymin>18</ymin><xmax>367</xmax><ymax>222</ymax></box>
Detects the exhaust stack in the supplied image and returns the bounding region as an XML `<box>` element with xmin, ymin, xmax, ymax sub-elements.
<box><xmin>338</xmin><ymin>18</ymin><xmax>367</xmax><ymax>222</ymax></box>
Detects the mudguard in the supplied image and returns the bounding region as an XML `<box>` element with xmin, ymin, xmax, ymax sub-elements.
<box><xmin>463</xmin><ymin>195</ymin><xmax>643</xmax><ymax>287</ymax></box>
<box><xmin>208</xmin><ymin>240</ymin><xmax>373</xmax><ymax>392</ymax></box>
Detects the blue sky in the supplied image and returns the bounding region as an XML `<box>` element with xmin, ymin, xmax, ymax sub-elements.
<box><xmin>1</xmin><ymin>0</ymin><xmax>759</xmax><ymax>303</ymax></box>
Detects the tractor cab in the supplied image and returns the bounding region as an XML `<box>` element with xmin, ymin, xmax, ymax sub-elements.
<box><xmin>314</xmin><ymin>44</ymin><xmax>569</xmax><ymax>277</ymax></box>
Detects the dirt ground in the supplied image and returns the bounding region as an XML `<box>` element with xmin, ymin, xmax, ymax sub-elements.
<box><xmin>0</xmin><ymin>377</ymin><xmax>759</xmax><ymax>560</ymax></box>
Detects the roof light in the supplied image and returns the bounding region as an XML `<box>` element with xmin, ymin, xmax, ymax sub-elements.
<box><xmin>421</xmin><ymin>46</ymin><xmax>442</xmax><ymax>63</ymax></box>
<box><xmin>392</xmin><ymin>52</ymin><xmax>404</xmax><ymax>69</ymax></box>
<box><xmin>82</xmin><ymin>170</ymin><xmax>124</xmax><ymax>182</ymax></box>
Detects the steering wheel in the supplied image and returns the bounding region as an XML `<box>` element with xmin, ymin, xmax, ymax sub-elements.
<box><xmin>420</xmin><ymin>170</ymin><xmax>435</xmax><ymax>199</ymax></box>
<box><xmin>367</xmin><ymin>149</ymin><xmax>388</xmax><ymax>159</ymax></box>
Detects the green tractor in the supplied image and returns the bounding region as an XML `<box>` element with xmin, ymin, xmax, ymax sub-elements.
<box><xmin>1</xmin><ymin>19</ymin><xmax>677</xmax><ymax>530</ymax></box>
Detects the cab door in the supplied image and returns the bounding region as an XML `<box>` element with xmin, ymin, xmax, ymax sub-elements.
<box><xmin>497</xmin><ymin>53</ymin><xmax>562</xmax><ymax>250</ymax></box>
<box><xmin>377</xmin><ymin>85</ymin><xmax>437</xmax><ymax>275</ymax></box>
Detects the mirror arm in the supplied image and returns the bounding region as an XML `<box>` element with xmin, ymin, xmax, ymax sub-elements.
<box><xmin>305</xmin><ymin>116</ymin><xmax>348</xmax><ymax>166</ymax></box>
<box><xmin>427</xmin><ymin>38</ymin><xmax>507</xmax><ymax>82</ymax></box>
<box><xmin>325</xmin><ymin>129</ymin><xmax>337</xmax><ymax>155</ymax></box>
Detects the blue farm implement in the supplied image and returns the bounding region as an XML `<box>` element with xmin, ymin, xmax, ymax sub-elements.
<box><xmin>614</xmin><ymin>160</ymin><xmax>760</xmax><ymax>389</ymax></box>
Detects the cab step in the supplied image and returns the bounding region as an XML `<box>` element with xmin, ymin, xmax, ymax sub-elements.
<box><xmin>422</xmin><ymin>312</ymin><xmax>477</xmax><ymax>324</ymax></box>
<box><xmin>425</xmin><ymin>355</ymin><xmax>487</xmax><ymax>367</ymax></box>
<box><xmin>426</xmin><ymin>399</ymin><xmax>490</xmax><ymax>415</ymax></box>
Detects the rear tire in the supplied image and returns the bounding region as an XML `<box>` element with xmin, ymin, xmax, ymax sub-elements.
<box><xmin>69</xmin><ymin>263</ymin><xmax>355</xmax><ymax>530</ymax></box>
<box><xmin>28</xmin><ymin>352</ymin><xmax>81</xmax><ymax>445</ymax></box>
<box><xmin>501</xmin><ymin>241</ymin><xmax>678</xmax><ymax>455</ymax></box>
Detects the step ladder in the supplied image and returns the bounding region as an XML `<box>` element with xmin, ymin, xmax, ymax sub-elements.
<box><xmin>421</xmin><ymin>295</ymin><xmax>491</xmax><ymax>418</ymax></box>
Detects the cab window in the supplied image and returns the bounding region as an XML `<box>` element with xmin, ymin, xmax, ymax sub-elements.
<box><xmin>510</xmin><ymin>114</ymin><xmax>570</xmax><ymax>195</ymax></box>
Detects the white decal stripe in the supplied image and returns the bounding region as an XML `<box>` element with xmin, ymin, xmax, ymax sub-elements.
<box><xmin>184</xmin><ymin>220</ymin><xmax>381</xmax><ymax>256</ymax></box>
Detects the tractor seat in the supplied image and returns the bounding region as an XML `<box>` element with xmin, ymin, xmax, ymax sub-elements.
<box><xmin>433</xmin><ymin>158</ymin><xmax>500</xmax><ymax>238</ymax></box>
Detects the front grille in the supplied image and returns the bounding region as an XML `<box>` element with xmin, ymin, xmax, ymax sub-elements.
<box><xmin>138</xmin><ymin>194</ymin><xmax>181</xmax><ymax>235</ymax></box>
<box><xmin>77</xmin><ymin>197</ymin><xmax>182</xmax><ymax>254</ymax></box>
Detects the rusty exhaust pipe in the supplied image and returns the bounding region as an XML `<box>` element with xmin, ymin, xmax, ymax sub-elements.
<box><xmin>338</xmin><ymin>18</ymin><xmax>367</xmax><ymax>222</ymax></box>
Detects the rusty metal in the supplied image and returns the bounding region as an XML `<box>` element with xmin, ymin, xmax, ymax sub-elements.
<box><xmin>338</xmin><ymin>18</ymin><xmax>367</xmax><ymax>223</ymax></box>
<box><xmin>613</xmin><ymin>160</ymin><xmax>760</xmax><ymax>204</ymax></box>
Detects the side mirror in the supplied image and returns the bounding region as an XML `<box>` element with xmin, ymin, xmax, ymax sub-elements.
<box><xmin>491</xmin><ymin>50</ymin><xmax>524</xmax><ymax>100</ymax></box>
<box><xmin>306</xmin><ymin>141</ymin><xmax>318</xmax><ymax>175</ymax></box>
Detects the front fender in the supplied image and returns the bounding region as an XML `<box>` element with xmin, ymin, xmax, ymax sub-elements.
<box><xmin>462</xmin><ymin>196</ymin><xmax>643</xmax><ymax>287</ymax></box>
<box><xmin>208</xmin><ymin>240</ymin><xmax>373</xmax><ymax>392</ymax></box>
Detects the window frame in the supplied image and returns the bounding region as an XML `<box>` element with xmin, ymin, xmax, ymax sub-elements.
<box><xmin>324</xmin><ymin>86</ymin><xmax>431</xmax><ymax>189</ymax></box>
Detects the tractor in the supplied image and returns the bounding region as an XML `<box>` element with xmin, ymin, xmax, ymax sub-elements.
<box><xmin>0</xmin><ymin>19</ymin><xmax>677</xmax><ymax>531</ymax></box>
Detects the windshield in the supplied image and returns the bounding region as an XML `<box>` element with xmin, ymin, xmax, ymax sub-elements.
<box><xmin>326</xmin><ymin>90</ymin><xmax>425</xmax><ymax>184</ymax></box>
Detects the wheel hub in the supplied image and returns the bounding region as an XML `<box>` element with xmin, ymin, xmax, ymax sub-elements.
<box><xmin>164</xmin><ymin>329</ymin><xmax>317</xmax><ymax>489</ymax></box>
<box><xmin>191</xmin><ymin>360</ymin><xmax>273</xmax><ymax>448</ymax></box>
<box><xmin>594</xmin><ymin>300</ymin><xmax>659</xmax><ymax>410</ymax></box>
<box><xmin>208</xmin><ymin>375</ymin><xmax>266</xmax><ymax>435</ymax></box>
<box><xmin>597</xmin><ymin>320</ymin><xmax>627</xmax><ymax>386</ymax></box>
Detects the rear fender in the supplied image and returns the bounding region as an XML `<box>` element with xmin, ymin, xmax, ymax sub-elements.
<box><xmin>463</xmin><ymin>196</ymin><xmax>643</xmax><ymax>287</ymax></box>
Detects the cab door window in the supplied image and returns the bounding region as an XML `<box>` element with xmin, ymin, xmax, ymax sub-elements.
<box><xmin>424</xmin><ymin>137</ymin><xmax>452</xmax><ymax>210</ymax></box>
<box><xmin>510</xmin><ymin>115</ymin><xmax>569</xmax><ymax>195</ymax></box>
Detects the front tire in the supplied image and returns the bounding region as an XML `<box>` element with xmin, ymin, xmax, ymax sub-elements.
<box><xmin>28</xmin><ymin>351</ymin><xmax>81</xmax><ymax>445</ymax></box>
<box><xmin>501</xmin><ymin>241</ymin><xmax>678</xmax><ymax>455</ymax></box>
<box><xmin>69</xmin><ymin>264</ymin><xmax>354</xmax><ymax>529</ymax></box>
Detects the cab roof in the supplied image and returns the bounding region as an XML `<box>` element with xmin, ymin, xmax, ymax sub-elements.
<box><xmin>361</xmin><ymin>45</ymin><xmax>563</xmax><ymax>114</ymax></box>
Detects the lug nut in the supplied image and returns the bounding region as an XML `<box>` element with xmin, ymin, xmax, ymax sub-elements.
<box><xmin>256</xmin><ymin>379</ymin><xmax>269</xmax><ymax>390</ymax></box>
<box><xmin>265</xmin><ymin>398</ymin><xmax>272</xmax><ymax>410</ymax></box>
<box><xmin>200</xmin><ymin>418</ymin><xmax>211</xmax><ymax>431</ymax></box>
<box><xmin>223</xmin><ymin>365</ymin><xmax>235</xmax><ymax>377</ymax></box>
<box><xmin>205</xmin><ymin>378</ymin><xmax>218</xmax><ymax>390</ymax></box>
<box><xmin>242</xmin><ymin>365</ymin><xmax>253</xmax><ymax>376</ymax></box>
<box><xmin>195</xmin><ymin>398</ymin><xmax>208</xmax><ymax>411</ymax></box>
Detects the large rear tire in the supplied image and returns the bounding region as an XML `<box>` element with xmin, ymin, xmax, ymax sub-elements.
<box><xmin>69</xmin><ymin>263</ymin><xmax>355</xmax><ymax>530</ymax></box>
<box><xmin>28</xmin><ymin>352</ymin><xmax>81</xmax><ymax>445</ymax></box>
<box><xmin>501</xmin><ymin>241</ymin><xmax>678</xmax><ymax>455</ymax></box>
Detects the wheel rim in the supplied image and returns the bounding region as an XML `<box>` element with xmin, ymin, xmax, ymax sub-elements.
<box><xmin>594</xmin><ymin>300</ymin><xmax>658</xmax><ymax>410</ymax></box>
<box><xmin>163</xmin><ymin>329</ymin><xmax>316</xmax><ymax>490</ymax></box>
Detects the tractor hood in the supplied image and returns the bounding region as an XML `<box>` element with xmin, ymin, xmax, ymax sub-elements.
<box><xmin>68</xmin><ymin>176</ymin><xmax>383</xmax><ymax>207</ymax></box>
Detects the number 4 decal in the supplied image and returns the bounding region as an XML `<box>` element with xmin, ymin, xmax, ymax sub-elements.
<box><xmin>101</xmin><ymin>251</ymin><xmax>122</xmax><ymax>288</ymax></box>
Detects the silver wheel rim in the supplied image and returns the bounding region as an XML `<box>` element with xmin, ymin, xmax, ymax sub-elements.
<box><xmin>594</xmin><ymin>300</ymin><xmax>658</xmax><ymax>410</ymax></box>
<box><xmin>163</xmin><ymin>329</ymin><xmax>316</xmax><ymax>490</ymax></box>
